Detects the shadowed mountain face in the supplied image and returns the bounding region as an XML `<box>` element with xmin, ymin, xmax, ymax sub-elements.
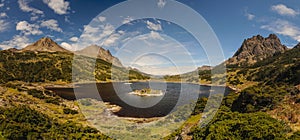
<box><xmin>22</xmin><ymin>37</ymin><xmax>71</xmax><ymax>53</ymax></box>
<box><xmin>76</xmin><ymin>45</ymin><xmax>123</xmax><ymax>67</ymax></box>
<box><xmin>294</xmin><ymin>43</ymin><xmax>300</xmax><ymax>49</ymax></box>
<box><xmin>227</xmin><ymin>34</ymin><xmax>288</xmax><ymax>65</ymax></box>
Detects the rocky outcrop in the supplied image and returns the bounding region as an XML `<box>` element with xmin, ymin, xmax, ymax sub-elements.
<box><xmin>227</xmin><ymin>34</ymin><xmax>287</xmax><ymax>65</ymax></box>
<box><xmin>22</xmin><ymin>37</ymin><xmax>70</xmax><ymax>53</ymax></box>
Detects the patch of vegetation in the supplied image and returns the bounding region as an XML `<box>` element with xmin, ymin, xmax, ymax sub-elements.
<box><xmin>191</xmin><ymin>111</ymin><xmax>290</xmax><ymax>140</ymax></box>
<box><xmin>231</xmin><ymin>85</ymin><xmax>297</xmax><ymax>113</ymax></box>
<box><xmin>290</xmin><ymin>131</ymin><xmax>300</xmax><ymax>140</ymax></box>
<box><xmin>63</xmin><ymin>108</ymin><xmax>79</xmax><ymax>115</ymax></box>
<box><xmin>238</xmin><ymin>48</ymin><xmax>300</xmax><ymax>86</ymax></box>
<box><xmin>192</xmin><ymin>97</ymin><xmax>208</xmax><ymax>115</ymax></box>
<box><xmin>27</xmin><ymin>89</ymin><xmax>46</xmax><ymax>99</ymax></box>
<box><xmin>45</xmin><ymin>97</ymin><xmax>61</xmax><ymax>105</ymax></box>
<box><xmin>0</xmin><ymin>105</ymin><xmax>110</xmax><ymax>139</ymax></box>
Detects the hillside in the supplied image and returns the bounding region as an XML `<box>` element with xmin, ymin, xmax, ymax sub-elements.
<box><xmin>241</xmin><ymin>47</ymin><xmax>300</xmax><ymax>86</ymax></box>
<box><xmin>0</xmin><ymin>37</ymin><xmax>149</xmax><ymax>84</ymax></box>
<box><xmin>0</xmin><ymin>50</ymin><xmax>149</xmax><ymax>84</ymax></box>
<box><xmin>0</xmin><ymin>82</ymin><xmax>111</xmax><ymax>139</ymax></box>
<box><xmin>165</xmin><ymin>35</ymin><xmax>300</xmax><ymax>139</ymax></box>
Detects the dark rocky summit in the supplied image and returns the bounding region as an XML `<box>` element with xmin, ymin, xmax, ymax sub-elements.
<box><xmin>227</xmin><ymin>34</ymin><xmax>287</xmax><ymax>65</ymax></box>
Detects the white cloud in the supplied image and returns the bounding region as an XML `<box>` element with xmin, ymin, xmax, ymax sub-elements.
<box><xmin>0</xmin><ymin>20</ymin><xmax>8</xmax><ymax>32</ymax></box>
<box><xmin>0</xmin><ymin>35</ymin><xmax>30</xmax><ymax>49</ymax></box>
<box><xmin>271</xmin><ymin>4</ymin><xmax>299</xmax><ymax>16</ymax></box>
<box><xmin>122</xmin><ymin>16</ymin><xmax>134</xmax><ymax>24</ymax></box>
<box><xmin>146</xmin><ymin>20</ymin><xmax>162</xmax><ymax>31</ymax></box>
<box><xmin>55</xmin><ymin>38</ymin><xmax>63</xmax><ymax>42</ymax></box>
<box><xmin>149</xmin><ymin>31</ymin><xmax>164</xmax><ymax>40</ymax></box>
<box><xmin>0</xmin><ymin>12</ymin><xmax>7</xmax><ymax>18</ymax></box>
<box><xmin>157</xmin><ymin>0</ymin><xmax>166</xmax><ymax>8</ymax></box>
<box><xmin>102</xmin><ymin>31</ymin><xmax>125</xmax><ymax>47</ymax></box>
<box><xmin>16</xmin><ymin>20</ymin><xmax>42</xmax><ymax>35</ymax></box>
<box><xmin>98</xmin><ymin>16</ymin><xmax>106</xmax><ymax>22</ymax></box>
<box><xmin>40</xmin><ymin>19</ymin><xmax>62</xmax><ymax>32</ymax></box>
<box><xmin>69</xmin><ymin>37</ymin><xmax>78</xmax><ymax>42</ymax></box>
<box><xmin>18</xmin><ymin>0</ymin><xmax>44</xmax><ymax>15</ymax></box>
<box><xmin>246</xmin><ymin>13</ymin><xmax>255</xmax><ymax>20</ymax></box>
<box><xmin>60</xmin><ymin>42</ymin><xmax>74</xmax><ymax>51</ymax></box>
<box><xmin>261</xmin><ymin>19</ymin><xmax>300</xmax><ymax>42</ymax></box>
<box><xmin>138</xmin><ymin>31</ymin><xmax>164</xmax><ymax>41</ymax></box>
<box><xmin>43</xmin><ymin>0</ymin><xmax>70</xmax><ymax>15</ymax></box>
<box><xmin>0</xmin><ymin>3</ymin><xmax>4</xmax><ymax>8</ymax></box>
<box><xmin>79</xmin><ymin>24</ymin><xmax>115</xmax><ymax>48</ymax></box>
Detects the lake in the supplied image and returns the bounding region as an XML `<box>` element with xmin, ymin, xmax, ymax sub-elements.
<box><xmin>47</xmin><ymin>82</ymin><xmax>233</xmax><ymax>118</ymax></box>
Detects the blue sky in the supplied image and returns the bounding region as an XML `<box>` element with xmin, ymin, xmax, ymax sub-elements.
<box><xmin>0</xmin><ymin>0</ymin><xmax>300</xmax><ymax>74</ymax></box>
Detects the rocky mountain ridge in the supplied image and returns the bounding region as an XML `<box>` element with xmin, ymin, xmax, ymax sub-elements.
<box><xmin>227</xmin><ymin>34</ymin><xmax>288</xmax><ymax>65</ymax></box>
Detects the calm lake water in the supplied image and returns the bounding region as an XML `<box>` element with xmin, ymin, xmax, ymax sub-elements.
<box><xmin>47</xmin><ymin>82</ymin><xmax>233</xmax><ymax>118</ymax></box>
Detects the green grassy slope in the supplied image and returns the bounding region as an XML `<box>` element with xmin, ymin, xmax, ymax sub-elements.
<box><xmin>0</xmin><ymin>50</ymin><xmax>149</xmax><ymax>84</ymax></box>
<box><xmin>0</xmin><ymin>83</ymin><xmax>111</xmax><ymax>139</ymax></box>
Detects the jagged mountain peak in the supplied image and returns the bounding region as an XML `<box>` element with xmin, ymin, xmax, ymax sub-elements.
<box><xmin>267</xmin><ymin>33</ymin><xmax>280</xmax><ymax>40</ymax></box>
<box><xmin>22</xmin><ymin>37</ymin><xmax>70</xmax><ymax>53</ymax></box>
<box><xmin>228</xmin><ymin>34</ymin><xmax>287</xmax><ymax>65</ymax></box>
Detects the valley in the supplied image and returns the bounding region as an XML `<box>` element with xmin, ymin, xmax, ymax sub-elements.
<box><xmin>0</xmin><ymin>34</ymin><xmax>299</xmax><ymax>139</ymax></box>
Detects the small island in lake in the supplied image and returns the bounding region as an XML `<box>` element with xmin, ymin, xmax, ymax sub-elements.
<box><xmin>129</xmin><ymin>88</ymin><xmax>165</xmax><ymax>97</ymax></box>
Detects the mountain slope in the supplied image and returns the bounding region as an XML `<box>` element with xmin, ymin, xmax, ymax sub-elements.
<box><xmin>76</xmin><ymin>45</ymin><xmax>123</xmax><ymax>67</ymax></box>
<box><xmin>0</xmin><ymin>50</ymin><xmax>149</xmax><ymax>84</ymax></box>
<box><xmin>22</xmin><ymin>37</ymin><xmax>71</xmax><ymax>53</ymax></box>
<box><xmin>227</xmin><ymin>34</ymin><xmax>287</xmax><ymax>66</ymax></box>
<box><xmin>168</xmin><ymin>35</ymin><xmax>300</xmax><ymax>139</ymax></box>
<box><xmin>240</xmin><ymin>47</ymin><xmax>300</xmax><ymax>86</ymax></box>
<box><xmin>0</xmin><ymin>83</ymin><xmax>111</xmax><ymax>139</ymax></box>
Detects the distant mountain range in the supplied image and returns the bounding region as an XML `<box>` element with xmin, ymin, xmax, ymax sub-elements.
<box><xmin>0</xmin><ymin>37</ymin><xmax>149</xmax><ymax>83</ymax></box>
<box><xmin>0</xmin><ymin>34</ymin><xmax>299</xmax><ymax>83</ymax></box>
<box><xmin>7</xmin><ymin>37</ymin><xmax>122</xmax><ymax>67</ymax></box>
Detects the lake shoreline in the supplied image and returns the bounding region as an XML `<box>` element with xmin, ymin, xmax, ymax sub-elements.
<box><xmin>43</xmin><ymin>80</ymin><xmax>234</xmax><ymax>90</ymax></box>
